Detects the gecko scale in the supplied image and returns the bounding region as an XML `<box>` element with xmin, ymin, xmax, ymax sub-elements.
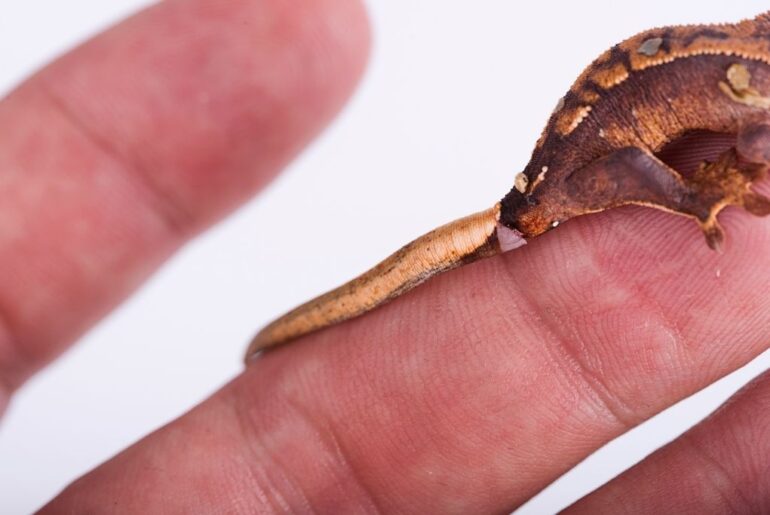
<box><xmin>245</xmin><ymin>11</ymin><xmax>770</xmax><ymax>361</ymax></box>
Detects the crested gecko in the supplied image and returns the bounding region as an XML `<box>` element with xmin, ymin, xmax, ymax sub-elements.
<box><xmin>245</xmin><ymin>10</ymin><xmax>770</xmax><ymax>361</ymax></box>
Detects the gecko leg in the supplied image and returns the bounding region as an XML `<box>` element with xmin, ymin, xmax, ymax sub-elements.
<box><xmin>563</xmin><ymin>141</ymin><xmax>769</xmax><ymax>250</ymax></box>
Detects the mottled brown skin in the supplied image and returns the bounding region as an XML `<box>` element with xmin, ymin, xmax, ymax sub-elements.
<box><xmin>247</xmin><ymin>11</ymin><xmax>770</xmax><ymax>357</ymax></box>
<box><xmin>500</xmin><ymin>13</ymin><xmax>770</xmax><ymax>247</ymax></box>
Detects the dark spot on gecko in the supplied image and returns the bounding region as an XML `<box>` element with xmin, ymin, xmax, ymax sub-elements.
<box><xmin>659</xmin><ymin>29</ymin><xmax>674</xmax><ymax>53</ymax></box>
<box><xmin>683</xmin><ymin>28</ymin><xmax>730</xmax><ymax>47</ymax></box>
<box><xmin>751</xmin><ymin>17</ymin><xmax>770</xmax><ymax>37</ymax></box>
<box><xmin>581</xmin><ymin>82</ymin><xmax>604</xmax><ymax>103</ymax></box>
<box><xmin>609</xmin><ymin>44</ymin><xmax>632</xmax><ymax>70</ymax></box>
<box><xmin>459</xmin><ymin>233</ymin><xmax>499</xmax><ymax>266</ymax></box>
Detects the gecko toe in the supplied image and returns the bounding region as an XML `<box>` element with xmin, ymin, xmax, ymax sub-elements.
<box><xmin>744</xmin><ymin>192</ymin><xmax>770</xmax><ymax>216</ymax></box>
<box><xmin>701</xmin><ymin>220</ymin><xmax>726</xmax><ymax>252</ymax></box>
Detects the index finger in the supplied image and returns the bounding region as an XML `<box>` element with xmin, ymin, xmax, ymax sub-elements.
<box><xmin>42</xmin><ymin>195</ymin><xmax>770</xmax><ymax>512</ymax></box>
<box><xmin>0</xmin><ymin>0</ymin><xmax>370</xmax><ymax>410</ymax></box>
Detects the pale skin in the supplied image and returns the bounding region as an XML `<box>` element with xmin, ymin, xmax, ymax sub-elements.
<box><xmin>2</xmin><ymin>0</ymin><xmax>770</xmax><ymax>512</ymax></box>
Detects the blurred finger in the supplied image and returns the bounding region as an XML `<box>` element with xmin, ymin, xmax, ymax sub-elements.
<box><xmin>0</xmin><ymin>0</ymin><xmax>369</xmax><ymax>411</ymax></box>
<box><xmin>566</xmin><ymin>368</ymin><xmax>770</xmax><ymax>514</ymax></box>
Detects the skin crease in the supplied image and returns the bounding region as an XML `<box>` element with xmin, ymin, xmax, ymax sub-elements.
<box><xmin>1</xmin><ymin>1</ymin><xmax>769</xmax><ymax>513</ymax></box>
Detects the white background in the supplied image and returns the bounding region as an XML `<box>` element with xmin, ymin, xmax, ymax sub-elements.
<box><xmin>1</xmin><ymin>1</ymin><xmax>769</xmax><ymax>513</ymax></box>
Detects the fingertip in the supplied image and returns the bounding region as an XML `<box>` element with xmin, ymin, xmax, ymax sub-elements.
<box><xmin>36</xmin><ymin>0</ymin><xmax>372</xmax><ymax>231</ymax></box>
<box><xmin>0</xmin><ymin>0</ymin><xmax>371</xmax><ymax>393</ymax></box>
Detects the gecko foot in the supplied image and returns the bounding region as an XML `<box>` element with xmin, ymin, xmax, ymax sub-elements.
<box><xmin>686</xmin><ymin>147</ymin><xmax>768</xmax><ymax>249</ymax></box>
<box><xmin>744</xmin><ymin>192</ymin><xmax>770</xmax><ymax>216</ymax></box>
<box><xmin>557</xmin><ymin>143</ymin><xmax>768</xmax><ymax>250</ymax></box>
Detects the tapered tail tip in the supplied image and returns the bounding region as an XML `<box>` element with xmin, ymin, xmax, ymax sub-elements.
<box><xmin>244</xmin><ymin>333</ymin><xmax>267</xmax><ymax>364</ymax></box>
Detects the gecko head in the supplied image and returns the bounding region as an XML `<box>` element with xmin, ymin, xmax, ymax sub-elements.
<box><xmin>499</xmin><ymin>161</ymin><xmax>575</xmax><ymax>240</ymax></box>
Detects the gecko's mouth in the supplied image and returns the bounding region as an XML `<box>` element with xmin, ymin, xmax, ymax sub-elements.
<box><xmin>655</xmin><ymin>130</ymin><xmax>736</xmax><ymax>178</ymax></box>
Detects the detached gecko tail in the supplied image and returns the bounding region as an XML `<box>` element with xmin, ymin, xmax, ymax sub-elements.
<box><xmin>245</xmin><ymin>203</ymin><xmax>519</xmax><ymax>362</ymax></box>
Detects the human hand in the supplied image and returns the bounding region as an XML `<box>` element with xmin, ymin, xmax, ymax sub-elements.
<box><xmin>3</xmin><ymin>1</ymin><xmax>770</xmax><ymax>513</ymax></box>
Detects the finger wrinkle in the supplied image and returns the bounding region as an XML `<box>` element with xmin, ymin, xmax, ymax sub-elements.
<box><xmin>39</xmin><ymin>82</ymin><xmax>193</xmax><ymax>238</ymax></box>
<box><xmin>282</xmin><ymin>395</ymin><xmax>381</xmax><ymax>514</ymax></box>
<box><xmin>231</xmin><ymin>382</ymin><xmax>382</xmax><ymax>514</ymax></box>
<box><xmin>678</xmin><ymin>434</ymin><xmax>754</xmax><ymax>514</ymax></box>
<box><xmin>579</xmin><ymin>214</ymin><xmax>731</xmax><ymax>411</ymax></box>
<box><xmin>541</xmin><ymin>308</ymin><xmax>639</xmax><ymax>430</ymax></box>
<box><xmin>35</xmin><ymin>0</ymin><xmax>370</xmax><ymax>231</ymax></box>
<box><xmin>592</xmin><ymin>219</ymin><xmax>687</xmax><ymax>352</ymax></box>
<box><xmin>501</xmin><ymin>242</ymin><xmax>641</xmax><ymax>430</ymax></box>
<box><xmin>292</xmin><ymin>400</ymin><xmax>385</xmax><ymax>515</ymax></box>
<box><xmin>230</xmin><ymin>396</ymin><xmax>309</xmax><ymax>513</ymax></box>
<box><xmin>601</xmin><ymin>251</ymin><xmax>696</xmax><ymax>388</ymax></box>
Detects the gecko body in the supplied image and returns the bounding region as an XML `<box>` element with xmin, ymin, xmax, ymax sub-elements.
<box><xmin>246</xmin><ymin>12</ymin><xmax>770</xmax><ymax>360</ymax></box>
<box><xmin>501</xmin><ymin>13</ymin><xmax>770</xmax><ymax>245</ymax></box>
